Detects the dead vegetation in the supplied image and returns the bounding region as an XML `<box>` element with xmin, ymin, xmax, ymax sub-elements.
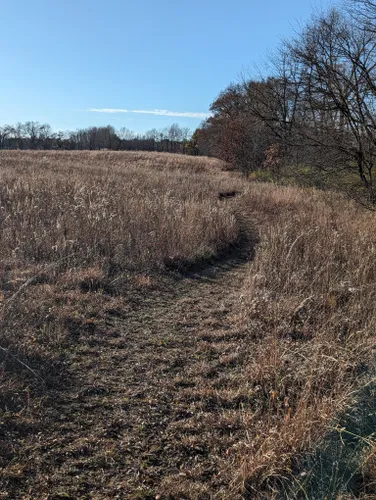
<box><xmin>237</xmin><ymin>184</ymin><xmax>376</xmax><ymax>498</ymax></box>
<box><xmin>0</xmin><ymin>150</ymin><xmax>241</xmax><ymax>274</ymax></box>
<box><xmin>1</xmin><ymin>151</ymin><xmax>376</xmax><ymax>499</ymax></box>
<box><xmin>0</xmin><ymin>149</ymin><xmax>242</xmax><ymax>390</ymax></box>
<box><xmin>0</xmin><ymin>150</ymin><xmax>243</xmax><ymax>498</ymax></box>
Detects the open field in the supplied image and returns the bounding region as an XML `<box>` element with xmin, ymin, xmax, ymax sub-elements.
<box><xmin>1</xmin><ymin>151</ymin><xmax>376</xmax><ymax>498</ymax></box>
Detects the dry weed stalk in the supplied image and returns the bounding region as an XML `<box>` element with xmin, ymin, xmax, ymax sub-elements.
<box><xmin>239</xmin><ymin>184</ymin><xmax>376</xmax><ymax>497</ymax></box>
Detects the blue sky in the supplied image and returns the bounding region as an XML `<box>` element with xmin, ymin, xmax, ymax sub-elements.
<box><xmin>1</xmin><ymin>0</ymin><xmax>334</xmax><ymax>133</ymax></box>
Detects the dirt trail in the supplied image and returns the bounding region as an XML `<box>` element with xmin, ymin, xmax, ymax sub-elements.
<box><xmin>4</xmin><ymin>206</ymin><xmax>258</xmax><ymax>499</ymax></box>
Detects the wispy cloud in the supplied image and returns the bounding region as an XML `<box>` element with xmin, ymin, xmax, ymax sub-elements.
<box><xmin>87</xmin><ymin>108</ymin><xmax>129</xmax><ymax>114</ymax></box>
<box><xmin>86</xmin><ymin>108</ymin><xmax>211</xmax><ymax>119</ymax></box>
<box><xmin>132</xmin><ymin>109</ymin><xmax>211</xmax><ymax>118</ymax></box>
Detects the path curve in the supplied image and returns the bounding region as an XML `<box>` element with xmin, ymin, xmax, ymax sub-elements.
<box><xmin>6</xmin><ymin>202</ymin><xmax>258</xmax><ymax>499</ymax></box>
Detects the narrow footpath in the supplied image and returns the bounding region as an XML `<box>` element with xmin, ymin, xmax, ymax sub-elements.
<box><xmin>5</xmin><ymin>207</ymin><xmax>258</xmax><ymax>500</ymax></box>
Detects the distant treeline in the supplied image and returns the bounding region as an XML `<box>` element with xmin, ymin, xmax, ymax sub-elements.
<box><xmin>0</xmin><ymin>122</ymin><xmax>200</xmax><ymax>155</ymax></box>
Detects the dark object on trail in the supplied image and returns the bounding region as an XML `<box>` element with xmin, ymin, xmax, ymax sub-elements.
<box><xmin>218</xmin><ymin>191</ymin><xmax>241</xmax><ymax>200</ymax></box>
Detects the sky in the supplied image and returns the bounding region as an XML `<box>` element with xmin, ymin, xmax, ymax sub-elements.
<box><xmin>1</xmin><ymin>0</ymin><xmax>335</xmax><ymax>134</ymax></box>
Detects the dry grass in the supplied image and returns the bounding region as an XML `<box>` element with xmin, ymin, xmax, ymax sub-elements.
<box><xmin>0</xmin><ymin>149</ymin><xmax>242</xmax><ymax>359</ymax></box>
<box><xmin>2</xmin><ymin>151</ymin><xmax>376</xmax><ymax>498</ymax></box>
<box><xmin>0</xmin><ymin>150</ymin><xmax>243</xmax><ymax>482</ymax></box>
<box><xmin>237</xmin><ymin>183</ymin><xmax>376</xmax><ymax>498</ymax></box>
<box><xmin>0</xmin><ymin>150</ymin><xmax>241</xmax><ymax>274</ymax></box>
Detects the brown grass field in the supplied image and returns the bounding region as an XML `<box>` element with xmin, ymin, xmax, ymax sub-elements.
<box><xmin>1</xmin><ymin>151</ymin><xmax>376</xmax><ymax>499</ymax></box>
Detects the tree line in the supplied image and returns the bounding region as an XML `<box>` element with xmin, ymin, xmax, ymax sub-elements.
<box><xmin>194</xmin><ymin>0</ymin><xmax>376</xmax><ymax>205</ymax></box>
<box><xmin>0</xmin><ymin>122</ymin><xmax>199</xmax><ymax>155</ymax></box>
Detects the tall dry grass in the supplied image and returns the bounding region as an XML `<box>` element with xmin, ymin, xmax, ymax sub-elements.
<box><xmin>3</xmin><ymin>152</ymin><xmax>376</xmax><ymax>497</ymax></box>
<box><xmin>238</xmin><ymin>183</ymin><xmax>376</xmax><ymax>498</ymax></box>
<box><xmin>0</xmin><ymin>150</ymin><xmax>243</xmax><ymax>419</ymax></box>
<box><xmin>0</xmin><ymin>150</ymin><xmax>241</xmax><ymax>274</ymax></box>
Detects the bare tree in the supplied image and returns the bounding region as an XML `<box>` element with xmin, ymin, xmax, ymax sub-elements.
<box><xmin>284</xmin><ymin>8</ymin><xmax>376</xmax><ymax>202</ymax></box>
<box><xmin>0</xmin><ymin>125</ymin><xmax>14</xmax><ymax>149</ymax></box>
<box><xmin>144</xmin><ymin>128</ymin><xmax>160</xmax><ymax>141</ymax></box>
<box><xmin>349</xmin><ymin>0</ymin><xmax>376</xmax><ymax>32</ymax></box>
<box><xmin>239</xmin><ymin>7</ymin><xmax>376</xmax><ymax>202</ymax></box>
<box><xmin>118</xmin><ymin>127</ymin><xmax>135</xmax><ymax>141</ymax></box>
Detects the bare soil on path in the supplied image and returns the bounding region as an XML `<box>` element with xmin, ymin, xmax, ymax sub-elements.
<box><xmin>2</xmin><ymin>206</ymin><xmax>258</xmax><ymax>500</ymax></box>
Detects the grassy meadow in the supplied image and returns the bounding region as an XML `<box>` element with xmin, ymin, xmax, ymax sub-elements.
<box><xmin>0</xmin><ymin>150</ymin><xmax>241</xmax><ymax>273</ymax></box>
<box><xmin>238</xmin><ymin>184</ymin><xmax>376</xmax><ymax>498</ymax></box>
<box><xmin>1</xmin><ymin>151</ymin><xmax>376</xmax><ymax>498</ymax></box>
